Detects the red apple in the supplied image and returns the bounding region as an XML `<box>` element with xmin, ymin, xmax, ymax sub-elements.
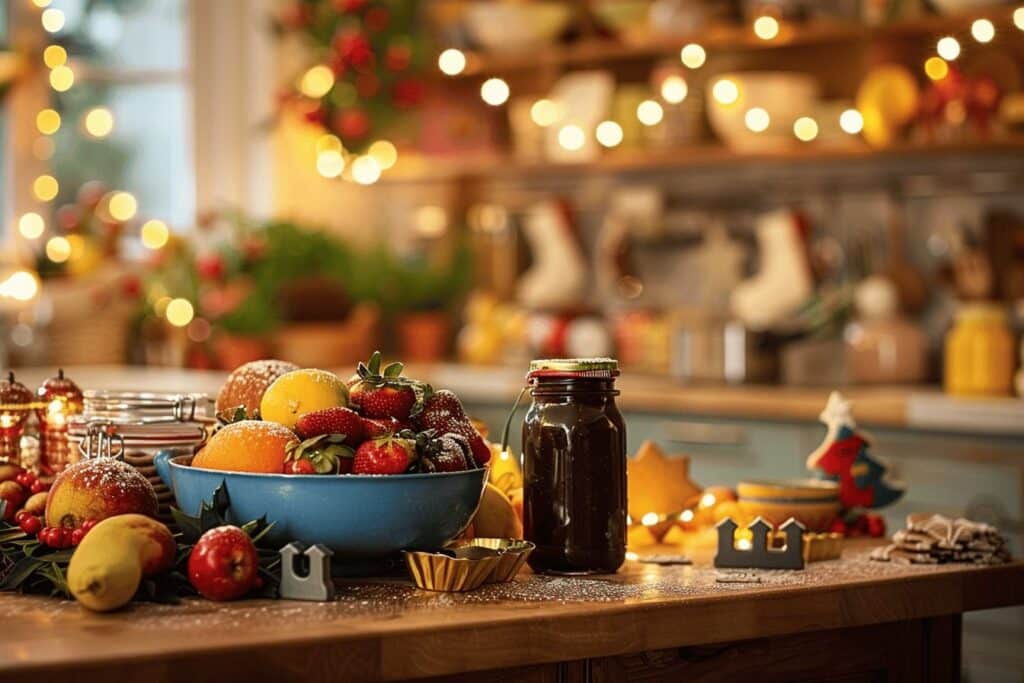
<box><xmin>188</xmin><ymin>526</ymin><xmax>259</xmax><ymax>601</ymax></box>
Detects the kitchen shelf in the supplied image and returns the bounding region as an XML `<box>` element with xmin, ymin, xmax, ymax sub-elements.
<box><xmin>384</xmin><ymin>138</ymin><xmax>1024</xmax><ymax>184</ymax></box>
<box><xmin>450</xmin><ymin>6</ymin><xmax>1022</xmax><ymax>79</ymax></box>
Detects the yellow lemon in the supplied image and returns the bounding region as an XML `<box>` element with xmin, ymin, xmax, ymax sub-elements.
<box><xmin>259</xmin><ymin>368</ymin><xmax>348</xmax><ymax>429</ymax></box>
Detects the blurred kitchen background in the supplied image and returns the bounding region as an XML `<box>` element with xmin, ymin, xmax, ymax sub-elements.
<box><xmin>0</xmin><ymin>0</ymin><xmax>1023</xmax><ymax>675</ymax></box>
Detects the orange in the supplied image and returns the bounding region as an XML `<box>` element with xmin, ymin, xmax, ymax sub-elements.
<box><xmin>191</xmin><ymin>420</ymin><xmax>298</xmax><ymax>474</ymax></box>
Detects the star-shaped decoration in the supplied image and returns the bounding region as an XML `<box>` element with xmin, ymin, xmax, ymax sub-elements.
<box><xmin>628</xmin><ymin>440</ymin><xmax>702</xmax><ymax>524</ymax></box>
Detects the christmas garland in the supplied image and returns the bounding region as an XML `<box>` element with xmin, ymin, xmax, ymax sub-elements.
<box><xmin>274</xmin><ymin>0</ymin><xmax>427</xmax><ymax>154</ymax></box>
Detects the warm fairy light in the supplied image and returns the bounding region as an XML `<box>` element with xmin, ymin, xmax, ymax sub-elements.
<box><xmin>924</xmin><ymin>56</ymin><xmax>949</xmax><ymax>81</ymax></box>
<box><xmin>839</xmin><ymin>108</ymin><xmax>864</xmax><ymax>134</ymax></box>
<box><xmin>316</xmin><ymin>134</ymin><xmax>342</xmax><ymax>155</ymax></box>
<box><xmin>153</xmin><ymin>296</ymin><xmax>171</xmax><ymax>317</ymax></box>
<box><xmin>1016</xmin><ymin>7</ymin><xmax>1024</xmax><ymax>30</ymax></box>
<box><xmin>32</xmin><ymin>0</ymin><xmax>52</xmax><ymax>7</ymax></box>
<box><xmin>700</xmin><ymin>492</ymin><xmax>717</xmax><ymax>508</ymax></box>
<box><xmin>351</xmin><ymin>155</ymin><xmax>381</xmax><ymax>185</ymax></box>
<box><xmin>108</xmin><ymin>192</ymin><xmax>138</xmax><ymax>221</ymax></box>
<box><xmin>165</xmin><ymin>298</ymin><xmax>195</xmax><ymax>327</ymax></box>
<box><xmin>43</xmin><ymin>45</ymin><xmax>66</xmax><ymax>68</ymax></box>
<box><xmin>32</xmin><ymin>137</ymin><xmax>54</xmax><ymax>161</ymax></box>
<box><xmin>33</xmin><ymin>175</ymin><xmax>59</xmax><ymax>202</ymax></box>
<box><xmin>753</xmin><ymin>15</ymin><xmax>780</xmax><ymax>40</ymax></box>
<box><xmin>84</xmin><ymin>107</ymin><xmax>114</xmax><ymax>137</ymax></box>
<box><xmin>595</xmin><ymin>120</ymin><xmax>623</xmax><ymax>148</ymax></box>
<box><xmin>736</xmin><ymin>537</ymin><xmax>753</xmax><ymax>551</ymax></box>
<box><xmin>36</xmin><ymin>108</ymin><xmax>61</xmax><ymax>135</ymax></box>
<box><xmin>793</xmin><ymin>116</ymin><xmax>819</xmax><ymax>141</ymax></box>
<box><xmin>971</xmin><ymin>18</ymin><xmax>995</xmax><ymax>43</ymax></box>
<box><xmin>679</xmin><ymin>509</ymin><xmax>695</xmax><ymax>523</ymax></box>
<box><xmin>49</xmin><ymin>65</ymin><xmax>74</xmax><ymax>91</ymax></box>
<box><xmin>660</xmin><ymin>75</ymin><xmax>688</xmax><ymax>104</ymax></box>
<box><xmin>368</xmin><ymin>139</ymin><xmax>398</xmax><ymax>169</ymax></box>
<box><xmin>41</xmin><ymin>8</ymin><xmax>65</xmax><ymax>33</ymax></box>
<box><xmin>18</xmin><ymin>213</ymin><xmax>45</xmax><ymax>240</ymax></box>
<box><xmin>140</xmin><ymin>220</ymin><xmax>170</xmax><ymax>249</ymax></box>
<box><xmin>299</xmin><ymin>65</ymin><xmax>335</xmax><ymax>98</ymax></box>
<box><xmin>712</xmin><ymin>78</ymin><xmax>739</xmax><ymax>105</ymax></box>
<box><xmin>680</xmin><ymin>43</ymin><xmax>706</xmax><ymax>69</ymax></box>
<box><xmin>557</xmin><ymin>124</ymin><xmax>585</xmax><ymax>151</ymax></box>
<box><xmin>530</xmin><ymin>98</ymin><xmax>561</xmax><ymax>127</ymax></box>
<box><xmin>480</xmin><ymin>78</ymin><xmax>509</xmax><ymax>106</ymax></box>
<box><xmin>636</xmin><ymin>99</ymin><xmax>664</xmax><ymax>126</ymax></box>
<box><xmin>625</xmin><ymin>551</ymin><xmax>639</xmax><ymax>562</ymax></box>
<box><xmin>437</xmin><ymin>48</ymin><xmax>466</xmax><ymax>76</ymax></box>
<box><xmin>316</xmin><ymin>149</ymin><xmax>345</xmax><ymax>178</ymax></box>
<box><xmin>45</xmin><ymin>236</ymin><xmax>71</xmax><ymax>263</ymax></box>
<box><xmin>640</xmin><ymin>512</ymin><xmax>659</xmax><ymax>526</ymax></box>
<box><xmin>414</xmin><ymin>205</ymin><xmax>448</xmax><ymax>238</ymax></box>
<box><xmin>936</xmin><ymin>36</ymin><xmax>961</xmax><ymax>61</ymax></box>
<box><xmin>744</xmin><ymin>107</ymin><xmax>770</xmax><ymax>132</ymax></box>
<box><xmin>0</xmin><ymin>271</ymin><xmax>39</xmax><ymax>302</ymax></box>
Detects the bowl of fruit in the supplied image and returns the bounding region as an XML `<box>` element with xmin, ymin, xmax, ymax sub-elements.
<box><xmin>155</xmin><ymin>354</ymin><xmax>493</xmax><ymax>559</ymax></box>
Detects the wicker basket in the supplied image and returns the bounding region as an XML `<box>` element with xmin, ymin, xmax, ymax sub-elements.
<box><xmin>43</xmin><ymin>269</ymin><xmax>136</xmax><ymax>366</ymax></box>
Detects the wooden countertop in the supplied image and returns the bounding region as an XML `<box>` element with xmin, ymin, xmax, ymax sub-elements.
<box><xmin>1</xmin><ymin>545</ymin><xmax>1021</xmax><ymax>681</ymax></box>
<box><xmin>13</xmin><ymin>364</ymin><xmax>1024</xmax><ymax>435</ymax></box>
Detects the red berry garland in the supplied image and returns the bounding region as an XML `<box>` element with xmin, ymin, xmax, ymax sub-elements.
<box><xmin>275</xmin><ymin>0</ymin><xmax>426</xmax><ymax>155</ymax></box>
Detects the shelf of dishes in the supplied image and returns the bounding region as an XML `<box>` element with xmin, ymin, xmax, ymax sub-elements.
<box><xmin>446</xmin><ymin>5</ymin><xmax>1023</xmax><ymax>78</ymax></box>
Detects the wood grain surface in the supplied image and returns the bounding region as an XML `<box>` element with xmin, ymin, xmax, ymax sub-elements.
<box><xmin>0</xmin><ymin>545</ymin><xmax>1020</xmax><ymax>682</ymax></box>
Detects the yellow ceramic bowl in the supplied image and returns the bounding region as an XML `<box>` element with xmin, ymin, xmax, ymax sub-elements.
<box><xmin>737</xmin><ymin>479</ymin><xmax>840</xmax><ymax>532</ymax></box>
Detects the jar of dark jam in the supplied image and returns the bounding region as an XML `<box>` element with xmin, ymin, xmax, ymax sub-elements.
<box><xmin>522</xmin><ymin>358</ymin><xmax>627</xmax><ymax>574</ymax></box>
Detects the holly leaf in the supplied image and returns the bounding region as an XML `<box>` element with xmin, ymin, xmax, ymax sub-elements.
<box><xmin>0</xmin><ymin>556</ymin><xmax>45</xmax><ymax>591</ymax></box>
<box><xmin>211</xmin><ymin>482</ymin><xmax>231</xmax><ymax>518</ymax></box>
<box><xmin>171</xmin><ymin>508</ymin><xmax>203</xmax><ymax>545</ymax></box>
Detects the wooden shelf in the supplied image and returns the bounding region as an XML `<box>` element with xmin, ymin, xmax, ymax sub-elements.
<box><xmin>384</xmin><ymin>138</ymin><xmax>1024</xmax><ymax>184</ymax></box>
<box><xmin>450</xmin><ymin>6</ymin><xmax>1022</xmax><ymax>78</ymax></box>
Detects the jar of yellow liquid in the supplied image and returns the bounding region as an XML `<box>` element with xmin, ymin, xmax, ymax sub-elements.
<box><xmin>944</xmin><ymin>303</ymin><xmax>1015</xmax><ymax>396</ymax></box>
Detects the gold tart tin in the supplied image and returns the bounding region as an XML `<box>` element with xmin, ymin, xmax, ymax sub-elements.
<box><xmin>404</xmin><ymin>546</ymin><xmax>501</xmax><ymax>592</ymax></box>
<box><xmin>450</xmin><ymin>538</ymin><xmax>536</xmax><ymax>583</ymax></box>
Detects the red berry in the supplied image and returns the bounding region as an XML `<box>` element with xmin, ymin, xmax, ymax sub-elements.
<box><xmin>865</xmin><ymin>514</ymin><xmax>886</xmax><ymax>538</ymax></box>
<box><xmin>14</xmin><ymin>509</ymin><xmax>31</xmax><ymax>526</ymax></box>
<box><xmin>80</xmin><ymin>519</ymin><xmax>97</xmax><ymax>533</ymax></box>
<box><xmin>70</xmin><ymin>528</ymin><xmax>85</xmax><ymax>546</ymax></box>
<box><xmin>828</xmin><ymin>518</ymin><xmax>847</xmax><ymax>535</ymax></box>
<box><xmin>30</xmin><ymin>480</ymin><xmax>48</xmax><ymax>494</ymax></box>
<box><xmin>38</xmin><ymin>527</ymin><xmax>55</xmax><ymax>547</ymax></box>
<box><xmin>15</xmin><ymin>472</ymin><xmax>36</xmax><ymax>488</ymax></box>
<box><xmin>20</xmin><ymin>515</ymin><xmax>42</xmax><ymax>535</ymax></box>
<box><xmin>58</xmin><ymin>527</ymin><xmax>73</xmax><ymax>549</ymax></box>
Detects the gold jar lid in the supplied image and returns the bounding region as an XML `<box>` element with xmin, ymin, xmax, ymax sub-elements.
<box><xmin>528</xmin><ymin>358</ymin><xmax>619</xmax><ymax>377</ymax></box>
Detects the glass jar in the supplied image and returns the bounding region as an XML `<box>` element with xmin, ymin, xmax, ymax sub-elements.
<box><xmin>68</xmin><ymin>391</ymin><xmax>213</xmax><ymax>523</ymax></box>
<box><xmin>944</xmin><ymin>304</ymin><xmax>1015</xmax><ymax>397</ymax></box>
<box><xmin>522</xmin><ymin>358</ymin><xmax>627</xmax><ymax>574</ymax></box>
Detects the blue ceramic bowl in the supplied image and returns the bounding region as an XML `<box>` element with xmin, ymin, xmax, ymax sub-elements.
<box><xmin>155</xmin><ymin>453</ymin><xmax>488</xmax><ymax>559</ymax></box>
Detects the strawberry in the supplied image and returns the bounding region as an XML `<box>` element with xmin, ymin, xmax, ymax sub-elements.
<box><xmin>295</xmin><ymin>406</ymin><xmax>365</xmax><ymax>444</ymax></box>
<box><xmin>285</xmin><ymin>434</ymin><xmax>355</xmax><ymax>474</ymax></box>
<box><xmin>415</xmin><ymin>390</ymin><xmax>491</xmax><ymax>465</ymax></box>
<box><xmin>348</xmin><ymin>351</ymin><xmax>431</xmax><ymax>421</ymax></box>
<box><xmin>352</xmin><ymin>436</ymin><xmax>417</xmax><ymax>475</ymax></box>
<box><xmin>285</xmin><ymin>459</ymin><xmax>317</xmax><ymax>475</ymax></box>
<box><xmin>399</xmin><ymin>429</ymin><xmax>469</xmax><ymax>473</ymax></box>
<box><xmin>361</xmin><ymin>416</ymin><xmax>408</xmax><ymax>439</ymax></box>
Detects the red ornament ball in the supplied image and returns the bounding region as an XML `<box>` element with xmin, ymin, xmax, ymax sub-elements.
<box><xmin>336</xmin><ymin>108</ymin><xmax>371</xmax><ymax>140</ymax></box>
<box><xmin>392</xmin><ymin>78</ymin><xmax>426</xmax><ymax>109</ymax></box>
<box><xmin>365</xmin><ymin>6</ymin><xmax>390</xmax><ymax>32</ymax></box>
<box><xmin>335</xmin><ymin>31</ymin><xmax>374</xmax><ymax>70</ymax></box>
